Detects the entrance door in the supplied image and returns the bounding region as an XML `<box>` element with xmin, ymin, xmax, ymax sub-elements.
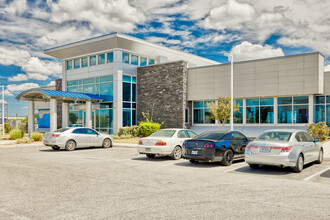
<box><xmin>83</xmin><ymin>110</ymin><xmax>96</xmax><ymax>128</ymax></box>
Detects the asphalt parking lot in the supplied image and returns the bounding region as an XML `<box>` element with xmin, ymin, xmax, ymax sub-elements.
<box><xmin>0</xmin><ymin>144</ymin><xmax>330</xmax><ymax>219</ymax></box>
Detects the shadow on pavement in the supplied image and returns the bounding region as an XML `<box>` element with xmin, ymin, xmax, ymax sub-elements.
<box><xmin>174</xmin><ymin>159</ymin><xmax>245</xmax><ymax>168</ymax></box>
<box><xmin>39</xmin><ymin>146</ymin><xmax>105</xmax><ymax>152</ymax></box>
<box><xmin>131</xmin><ymin>155</ymin><xmax>173</xmax><ymax>161</ymax></box>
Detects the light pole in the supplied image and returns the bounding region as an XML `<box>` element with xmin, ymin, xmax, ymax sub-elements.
<box><xmin>224</xmin><ymin>53</ymin><xmax>234</xmax><ymax>131</ymax></box>
<box><xmin>2</xmin><ymin>86</ymin><xmax>4</xmax><ymax>137</ymax></box>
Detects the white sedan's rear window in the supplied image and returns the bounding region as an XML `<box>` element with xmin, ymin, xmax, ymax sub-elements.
<box><xmin>257</xmin><ymin>131</ymin><xmax>292</xmax><ymax>141</ymax></box>
<box><xmin>150</xmin><ymin>130</ymin><xmax>176</xmax><ymax>137</ymax></box>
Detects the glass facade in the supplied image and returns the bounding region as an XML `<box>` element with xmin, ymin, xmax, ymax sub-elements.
<box><xmin>235</xmin><ymin>99</ymin><xmax>243</xmax><ymax>123</ymax></box>
<box><xmin>107</xmin><ymin>52</ymin><xmax>113</xmax><ymax>63</ymax></box>
<box><xmin>123</xmin><ymin>52</ymin><xmax>129</xmax><ymax>64</ymax></box>
<box><xmin>66</xmin><ymin>60</ymin><xmax>73</xmax><ymax>70</ymax></box>
<box><xmin>74</xmin><ymin>59</ymin><xmax>80</xmax><ymax>69</ymax></box>
<box><xmin>90</xmin><ymin>55</ymin><xmax>96</xmax><ymax>66</ymax></box>
<box><xmin>314</xmin><ymin>95</ymin><xmax>330</xmax><ymax>124</ymax></box>
<box><xmin>82</xmin><ymin>57</ymin><xmax>88</xmax><ymax>68</ymax></box>
<box><xmin>148</xmin><ymin>59</ymin><xmax>155</xmax><ymax>65</ymax></box>
<box><xmin>140</xmin><ymin>57</ymin><xmax>147</xmax><ymax>66</ymax></box>
<box><xmin>246</xmin><ymin>98</ymin><xmax>274</xmax><ymax>124</ymax></box>
<box><xmin>122</xmin><ymin>75</ymin><xmax>137</xmax><ymax>127</ymax></box>
<box><xmin>131</xmin><ymin>55</ymin><xmax>138</xmax><ymax>65</ymax></box>
<box><xmin>278</xmin><ymin>96</ymin><xmax>308</xmax><ymax>124</ymax></box>
<box><xmin>98</xmin><ymin>54</ymin><xmax>105</xmax><ymax>65</ymax></box>
<box><xmin>193</xmin><ymin>101</ymin><xmax>215</xmax><ymax>124</ymax></box>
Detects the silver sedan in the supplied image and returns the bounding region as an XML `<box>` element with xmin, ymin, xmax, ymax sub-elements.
<box><xmin>43</xmin><ymin>127</ymin><xmax>113</xmax><ymax>151</ymax></box>
<box><xmin>245</xmin><ymin>129</ymin><xmax>324</xmax><ymax>172</ymax></box>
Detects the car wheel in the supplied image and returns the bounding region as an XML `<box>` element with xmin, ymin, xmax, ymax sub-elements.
<box><xmin>171</xmin><ymin>146</ymin><xmax>182</xmax><ymax>160</ymax></box>
<box><xmin>51</xmin><ymin>146</ymin><xmax>60</xmax><ymax>151</ymax></box>
<box><xmin>293</xmin><ymin>154</ymin><xmax>304</xmax><ymax>173</ymax></box>
<box><xmin>146</xmin><ymin>154</ymin><xmax>155</xmax><ymax>158</ymax></box>
<box><xmin>315</xmin><ymin>148</ymin><xmax>324</xmax><ymax>164</ymax></box>
<box><xmin>221</xmin><ymin>149</ymin><xmax>234</xmax><ymax>166</ymax></box>
<box><xmin>102</xmin><ymin>138</ymin><xmax>112</xmax><ymax>148</ymax></box>
<box><xmin>65</xmin><ymin>140</ymin><xmax>76</xmax><ymax>151</ymax></box>
<box><xmin>248</xmin><ymin>164</ymin><xmax>260</xmax><ymax>169</ymax></box>
<box><xmin>189</xmin><ymin>159</ymin><xmax>199</xmax><ymax>164</ymax></box>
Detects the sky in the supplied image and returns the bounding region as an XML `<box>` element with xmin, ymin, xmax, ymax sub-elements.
<box><xmin>0</xmin><ymin>0</ymin><xmax>330</xmax><ymax>116</ymax></box>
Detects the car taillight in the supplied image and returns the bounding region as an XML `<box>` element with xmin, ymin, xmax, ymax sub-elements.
<box><xmin>183</xmin><ymin>142</ymin><xmax>188</xmax><ymax>148</ymax></box>
<box><xmin>246</xmin><ymin>145</ymin><xmax>258</xmax><ymax>150</ymax></box>
<box><xmin>281</xmin><ymin>146</ymin><xmax>292</xmax><ymax>152</ymax></box>
<box><xmin>52</xmin><ymin>134</ymin><xmax>61</xmax><ymax>138</ymax></box>
<box><xmin>138</xmin><ymin>140</ymin><xmax>143</xmax><ymax>145</ymax></box>
<box><xmin>203</xmin><ymin>143</ymin><xmax>214</xmax><ymax>148</ymax></box>
<box><xmin>155</xmin><ymin>141</ymin><xmax>166</xmax><ymax>146</ymax></box>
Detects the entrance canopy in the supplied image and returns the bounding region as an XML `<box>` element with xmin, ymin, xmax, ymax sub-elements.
<box><xmin>16</xmin><ymin>89</ymin><xmax>103</xmax><ymax>103</ymax></box>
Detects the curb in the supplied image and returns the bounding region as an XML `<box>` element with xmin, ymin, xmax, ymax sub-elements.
<box><xmin>113</xmin><ymin>143</ymin><xmax>137</xmax><ymax>148</ymax></box>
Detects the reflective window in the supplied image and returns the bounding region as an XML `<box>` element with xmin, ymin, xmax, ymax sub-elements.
<box><xmin>193</xmin><ymin>109</ymin><xmax>204</xmax><ymax>124</ymax></box>
<box><xmin>67</xmin><ymin>60</ymin><xmax>73</xmax><ymax>70</ymax></box>
<box><xmin>293</xmin><ymin>105</ymin><xmax>308</xmax><ymax>123</ymax></box>
<box><xmin>100</xmin><ymin>82</ymin><xmax>113</xmax><ymax>101</ymax></box>
<box><xmin>74</xmin><ymin>59</ymin><xmax>80</xmax><ymax>69</ymax></box>
<box><xmin>132</xmin><ymin>84</ymin><xmax>136</xmax><ymax>102</ymax></box>
<box><xmin>246</xmin><ymin>98</ymin><xmax>259</xmax><ymax>106</ymax></box>
<box><xmin>132</xmin><ymin>77</ymin><xmax>137</xmax><ymax>83</ymax></box>
<box><xmin>82</xmin><ymin>57</ymin><xmax>88</xmax><ymax>68</ymax></box>
<box><xmin>246</xmin><ymin>107</ymin><xmax>259</xmax><ymax>123</ymax></box>
<box><xmin>98</xmin><ymin>54</ymin><xmax>105</xmax><ymax>65</ymax></box>
<box><xmin>187</xmin><ymin>130</ymin><xmax>197</xmax><ymax>138</ymax></box>
<box><xmin>257</xmin><ymin>131</ymin><xmax>292</xmax><ymax>141</ymax></box>
<box><xmin>83</xmin><ymin>78</ymin><xmax>94</xmax><ymax>84</ymax></box>
<box><xmin>193</xmin><ymin>101</ymin><xmax>215</xmax><ymax>124</ymax></box>
<box><xmin>122</xmin><ymin>52</ymin><xmax>129</xmax><ymax>64</ymax></box>
<box><xmin>101</xmin><ymin>75</ymin><xmax>113</xmax><ymax>82</ymax></box>
<box><xmin>67</xmin><ymin>80</ymin><xmax>78</xmax><ymax>86</ymax></box>
<box><xmin>90</xmin><ymin>56</ymin><xmax>96</xmax><ymax>66</ymax></box>
<box><xmin>85</xmin><ymin>128</ymin><xmax>98</xmax><ymax>135</ymax></box>
<box><xmin>294</xmin><ymin>96</ymin><xmax>308</xmax><ymax>104</ymax></box>
<box><xmin>140</xmin><ymin>57</ymin><xmax>147</xmax><ymax>66</ymax></box>
<box><xmin>148</xmin><ymin>59</ymin><xmax>155</xmax><ymax>65</ymax></box>
<box><xmin>278</xmin><ymin>97</ymin><xmax>292</xmax><ymax>105</ymax></box>
<box><xmin>123</xmin><ymin>82</ymin><xmax>131</xmax><ymax>102</ymax></box>
<box><xmin>232</xmin><ymin>132</ymin><xmax>246</xmax><ymax>140</ymax></box>
<box><xmin>107</xmin><ymin>52</ymin><xmax>113</xmax><ymax>63</ymax></box>
<box><xmin>123</xmin><ymin>75</ymin><xmax>131</xmax><ymax>83</ymax></box>
<box><xmin>131</xmin><ymin>55</ymin><xmax>138</xmax><ymax>65</ymax></box>
<box><xmin>315</xmin><ymin>105</ymin><xmax>325</xmax><ymax>122</ymax></box>
<box><xmin>278</xmin><ymin>106</ymin><xmax>292</xmax><ymax>123</ymax></box>
<box><xmin>295</xmin><ymin>132</ymin><xmax>307</xmax><ymax>142</ymax></box>
<box><xmin>316</xmin><ymin>96</ymin><xmax>325</xmax><ymax>104</ymax></box>
<box><xmin>123</xmin><ymin>109</ymin><xmax>131</xmax><ymax>127</ymax></box>
<box><xmin>185</xmin><ymin>108</ymin><xmax>189</xmax><ymax>123</ymax></box>
<box><xmin>235</xmin><ymin>99</ymin><xmax>243</xmax><ymax>124</ymax></box>
<box><xmin>260</xmin><ymin>106</ymin><xmax>274</xmax><ymax>123</ymax></box>
<box><xmin>177</xmin><ymin>130</ymin><xmax>189</xmax><ymax>138</ymax></box>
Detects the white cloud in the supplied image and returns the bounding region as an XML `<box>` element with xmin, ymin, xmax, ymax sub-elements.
<box><xmin>8</xmin><ymin>73</ymin><xmax>28</xmax><ymax>81</ymax></box>
<box><xmin>230</xmin><ymin>41</ymin><xmax>284</xmax><ymax>62</ymax></box>
<box><xmin>325</xmin><ymin>65</ymin><xmax>330</xmax><ymax>72</ymax></box>
<box><xmin>0</xmin><ymin>46</ymin><xmax>30</xmax><ymax>66</ymax></box>
<box><xmin>4</xmin><ymin>90</ymin><xmax>14</xmax><ymax>97</ymax></box>
<box><xmin>47</xmin><ymin>81</ymin><xmax>55</xmax><ymax>86</ymax></box>
<box><xmin>7</xmin><ymin>83</ymin><xmax>40</xmax><ymax>92</ymax></box>
<box><xmin>147</xmin><ymin>36</ymin><xmax>181</xmax><ymax>45</ymax></box>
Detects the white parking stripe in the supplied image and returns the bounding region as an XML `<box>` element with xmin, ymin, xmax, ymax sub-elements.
<box><xmin>303</xmin><ymin>167</ymin><xmax>330</xmax><ymax>181</ymax></box>
<box><xmin>224</xmin><ymin>164</ymin><xmax>248</xmax><ymax>173</ymax></box>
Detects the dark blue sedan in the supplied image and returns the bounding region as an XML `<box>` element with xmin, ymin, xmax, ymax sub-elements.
<box><xmin>183</xmin><ymin>130</ymin><xmax>251</xmax><ymax>166</ymax></box>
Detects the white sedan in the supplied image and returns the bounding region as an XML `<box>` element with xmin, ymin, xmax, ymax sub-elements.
<box><xmin>137</xmin><ymin>129</ymin><xmax>198</xmax><ymax>160</ymax></box>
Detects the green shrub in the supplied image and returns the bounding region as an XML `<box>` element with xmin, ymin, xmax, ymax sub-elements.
<box><xmin>19</xmin><ymin>123</ymin><xmax>28</xmax><ymax>133</ymax></box>
<box><xmin>4</xmin><ymin>122</ymin><xmax>12</xmax><ymax>134</ymax></box>
<box><xmin>9</xmin><ymin>129</ymin><xmax>24</xmax><ymax>140</ymax></box>
<box><xmin>31</xmin><ymin>132</ymin><xmax>43</xmax><ymax>141</ymax></box>
<box><xmin>139</xmin><ymin>121</ymin><xmax>162</xmax><ymax>137</ymax></box>
<box><xmin>111</xmin><ymin>134</ymin><xmax>132</xmax><ymax>139</ymax></box>
<box><xmin>16</xmin><ymin>137</ymin><xmax>31</xmax><ymax>144</ymax></box>
<box><xmin>306</xmin><ymin>122</ymin><xmax>330</xmax><ymax>142</ymax></box>
<box><xmin>119</xmin><ymin>126</ymin><xmax>139</xmax><ymax>137</ymax></box>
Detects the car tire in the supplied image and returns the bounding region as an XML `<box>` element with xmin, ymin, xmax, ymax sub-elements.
<box><xmin>189</xmin><ymin>159</ymin><xmax>199</xmax><ymax>164</ymax></box>
<box><xmin>293</xmin><ymin>154</ymin><xmax>304</xmax><ymax>173</ymax></box>
<box><xmin>51</xmin><ymin>146</ymin><xmax>60</xmax><ymax>151</ymax></box>
<box><xmin>221</xmin><ymin>149</ymin><xmax>234</xmax><ymax>166</ymax></box>
<box><xmin>248</xmin><ymin>164</ymin><xmax>260</xmax><ymax>169</ymax></box>
<box><xmin>171</xmin><ymin>146</ymin><xmax>182</xmax><ymax>160</ymax></box>
<box><xmin>65</xmin><ymin>140</ymin><xmax>76</xmax><ymax>151</ymax></box>
<box><xmin>315</xmin><ymin>148</ymin><xmax>324</xmax><ymax>164</ymax></box>
<box><xmin>146</xmin><ymin>154</ymin><xmax>155</xmax><ymax>158</ymax></box>
<box><xmin>102</xmin><ymin>138</ymin><xmax>112</xmax><ymax>148</ymax></box>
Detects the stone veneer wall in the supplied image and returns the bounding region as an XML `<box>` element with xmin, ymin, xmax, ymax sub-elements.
<box><xmin>137</xmin><ymin>61</ymin><xmax>188</xmax><ymax>128</ymax></box>
<box><xmin>55</xmin><ymin>78</ymin><xmax>62</xmax><ymax>127</ymax></box>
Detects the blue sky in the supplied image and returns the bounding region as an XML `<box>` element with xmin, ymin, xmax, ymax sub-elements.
<box><xmin>0</xmin><ymin>0</ymin><xmax>330</xmax><ymax>116</ymax></box>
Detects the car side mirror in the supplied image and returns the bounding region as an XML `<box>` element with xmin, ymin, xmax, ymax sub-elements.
<box><xmin>314</xmin><ymin>139</ymin><xmax>319</xmax><ymax>142</ymax></box>
<box><xmin>246</xmin><ymin>137</ymin><xmax>250</xmax><ymax>141</ymax></box>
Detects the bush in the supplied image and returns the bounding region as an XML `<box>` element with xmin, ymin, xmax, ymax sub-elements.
<box><xmin>119</xmin><ymin>126</ymin><xmax>139</xmax><ymax>137</ymax></box>
<box><xmin>111</xmin><ymin>134</ymin><xmax>132</xmax><ymax>139</ymax></box>
<box><xmin>139</xmin><ymin>121</ymin><xmax>162</xmax><ymax>137</ymax></box>
<box><xmin>9</xmin><ymin>129</ymin><xmax>24</xmax><ymax>140</ymax></box>
<box><xmin>4</xmin><ymin>122</ymin><xmax>12</xmax><ymax>134</ymax></box>
<box><xmin>19</xmin><ymin>123</ymin><xmax>28</xmax><ymax>133</ymax></box>
<box><xmin>306</xmin><ymin>122</ymin><xmax>330</xmax><ymax>142</ymax></box>
<box><xmin>31</xmin><ymin>132</ymin><xmax>43</xmax><ymax>141</ymax></box>
<box><xmin>16</xmin><ymin>137</ymin><xmax>31</xmax><ymax>144</ymax></box>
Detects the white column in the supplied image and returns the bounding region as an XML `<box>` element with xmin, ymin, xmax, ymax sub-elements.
<box><xmin>28</xmin><ymin>100</ymin><xmax>34</xmax><ymax>138</ymax></box>
<box><xmin>50</xmin><ymin>99</ymin><xmax>57</xmax><ymax>132</ymax></box>
<box><xmin>86</xmin><ymin>100</ymin><xmax>92</xmax><ymax>128</ymax></box>
<box><xmin>274</xmin><ymin>97</ymin><xmax>278</xmax><ymax>125</ymax></box>
<box><xmin>308</xmin><ymin>95</ymin><xmax>314</xmax><ymax>124</ymax></box>
<box><xmin>243</xmin><ymin>99</ymin><xmax>246</xmax><ymax>124</ymax></box>
<box><xmin>62</xmin><ymin>103</ymin><xmax>70</xmax><ymax>128</ymax></box>
<box><xmin>113</xmin><ymin>50</ymin><xmax>123</xmax><ymax>134</ymax></box>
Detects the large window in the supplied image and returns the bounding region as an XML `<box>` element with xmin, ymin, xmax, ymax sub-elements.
<box><xmin>234</xmin><ymin>99</ymin><xmax>243</xmax><ymax>123</ymax></box>
<box><xmin>246</xmin><ymin>98</ymin><xmax>274</xmax><ymax>124</ymax></box>
<box><xmin>278</xmin><ymin>96</ymin><xmax>308</xmax><ymax>124</ymax></box>
<box><xmin>90</xmin><ymin>56</ymin><xmax>96</xmax><ymax>66</ymax></box>
<box><xmin>185</xmin><ymin>108</ymin><xmax>189</xmax><ymax>123</ymax></box>
<box><xmin>67</xmin><ymin>60</ymin><xmax>73</xmax><ymax>70</ymax></box>
<box><xmin>122</xmin><ymin>52</ymin><xmax>130</xmax><ymax>64</ymax></box>
<box><xmin>148</xmin><ymin>59</ymin><xmax>155</xmax><ymax>65</ymax></box>
<box><xmin>314</xmin><ymin>96</ymin><xmax>330</xmax><ymax>125</ymax></box>
<box><xmin>193</xmin><ymin>101</ymin><xmax>215</xmax><ymax>124</ymax></box>
<box><xmin>131</xmin><ymin>55</ymin><xmax>138</xmax><ymax>65</ymax></box>
<box><xmin>82</xmin><ymin>57</ymin><xmax>88</xmax><ymax>68</ymax></box>
<box><xmin>107</xmin><ymin>52</ymin><xmax>113</xmax><ymax>63</ymax></box>
<box><xmin>122</xmin><ymin>75</ymin><xmax>137</xmax><ymax>127</ymax></box>
<box><xmin>140</xmin><ymin>57</ymin><xmax>147</xmax><ymax>66</ymax></box>
<box><xmin>74</xmin><ymin>59</ymin><xmax>80</xmax><ymax>69</ymax></box>
<box><xmin>98</xmin><ymin>54</ymin><xmax>105</xmax><ymax>65</ymax></box>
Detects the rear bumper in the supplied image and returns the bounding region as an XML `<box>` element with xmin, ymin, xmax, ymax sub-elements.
<box><xmin>136</xmin><ymin>145</ymin><xmax>173</xmax><ymax>155</ymax></box>
<box><xmin>183</xmin><ymin>154</ymin><xmax>222</xmax><ymax>162</ymax></box>
<box><xmin>245</xmin><ymin>151</ymin><xmax>296</xmax><ymax>167</ymax></box>
<box><xmin>43</xmin><ymin>139</ymin><xmax>66</xmax><ymax>148</ymax></box>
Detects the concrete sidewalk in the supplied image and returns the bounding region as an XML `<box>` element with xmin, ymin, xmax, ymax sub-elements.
<box><xmin>322</xmin><ymin>141</ymin><xmax>330</xmax><ymax>158</ymax></box>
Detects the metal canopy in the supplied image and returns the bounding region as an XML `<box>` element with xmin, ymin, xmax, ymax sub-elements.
<box><xmin>16</xmin><ymin>89</ymin><xmax>103</xmax><ymax>103</ymax></box>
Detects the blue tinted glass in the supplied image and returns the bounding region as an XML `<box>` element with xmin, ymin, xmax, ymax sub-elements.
<box><xmin>107</xmin><ymin>52</ymin><xmax>113</xmax><ymax>63</ymax></box>
<box><xmin>67</xmin><ymin>60</ymin><xmax>72</xmax><ymax>70</ymax></box>
<box><xmin>234</xmin><ymin>107</ymin><xmax>243</xmax><ymax>123</ymax></box>
<box><xmin>100</xmin><ymin>109</ymin><xmax>113</xmax><ymax>128</ymax></box>
<box><xmin>74</xmin><ymin>59</ymin><xmax>80</xmax><ymax>69</ymax></box>
<box><xmin>67</xmin><ymin>80</ymin><xmax>78</xmax><ymax>86</ymax></box>
<box><xmin>132</xmin><ymin>77</ymin><xmax>136</xmax><ymax>83</ymax></box>
<box><xmin>316</xmin><ymin>96</ymin><xmax>325</xmax><ymax>104</ymax></box>
<box><xmin>82</xmin><ymin>57</ymin><xmax>88</xmax><ymax>67</ymax></box>
<box><xmin>123</xmin><ymin>75</ymin><xmax>131</xmax><ymax>82</ymax></box>
<box><xmin>140</xmin><ymin>57</ymin><xmax>147</xmax><ymax>66</ymax></box>
<box><xmin>100</xmin><ymin>82</ymin><xmax>113</xmax><ymax>101</ymax></box>
<box><xmin>278</xmin><ymin>106</ymin><xmax>292</xmax><ymax>123</ymax></box>
<box><xmin>235</xmin><ymin>99</ymin><xmax>243</xmax><ymax>106</ymax></box>
<box><xmin>123</xmin><ymin>103</ymin><xmax>131</xmax><ymax>108</ymax></box>
<box><xmin>132</xmin><ymin>103</ymin><xmax>136</xmax><ymax>108</ymax></box>
<box><xmin>83</xmin><ymin>84</ymin><xmax>95</xmax><ymax>94</ymax></box>
<box><xmin>327</xmin><ymin>96</ymin><xmax>330</xmax><ymax>104</ymax></box>
<box><xmin>293</xmin><ymin>105</ymin><xmax>308</xmax><ymax>123</ymax></box>
<box><xmin>123</xmin><ymin>109</ymin><xmax>131</xmax><ymax>127</ymax></box>
<box><xmin>132</xmin><ymin>83</ymin><xmax>136</xmax><ymax>102</ymax></box>
<box><xmin>293</xmin><ymin>96</ymin><xmax>308</xmax><ymax>104</ymax></box>
<box><xmin>205</xmin><ymin>108</ymin><xmax>215</xmax><ymax>124</ymax></box>
<box><xmin>327</xmin><ymin>105</ymin><xmax>330</xmax><ymax>125</ymax></box>
<box><xmin>83</xmin><ymin>78</ymin><xmax>94</xmax><ymax>84</ymax></box>
<box><xmin>260</xmin><ymin>106</ymin><xmax>274</xmax><ymax>123</ymax></box>
<box><xmin>246</xmin><ymin>98</ymin><xmax>259</xmax><ymax>106</ymax></box>
<box><xmin>315</xmin><ymin>105</ymin><xmax>325</xmax><ymax>123</ymax></box>
<box><xmin>90</xmin><ymin>56</ymin><xmax>96</xmax><ymax>66</ymax></box>
<box><xmin>260</xmin><ymin>98</ymin><xmax>274</xmax><ymax>106</ymax></box>
<box><xmin>193</xmin><ymin>109</ymin><xmax>204</xmax><ymax>123</ymax></box>
<box><xmin>132</xmin><ymin>110</ymin><xmax>137</xmax><ymax>126</ymax></box>
<box><xmin>131</xmin><ymin>55</ymin><xmax>138</xmax><ymax>65</ymax></box>
<box><xmin>185</xmin><ymin>108</ymin><xmax>189</xmax><ymax>123</ymax></box>
<box><xmin>123</xmin><ymin>82</ymin><xmax>131</xmax><ymax>101</ymax></box>
<box><xmin>98</xmin><ymin>54</ymin><xmax>105</xmax><ymax>64</ymax></box>
<box><xmin>278</xmin><ymin>97</ymin><xmax>292</xmax><ymax>105</ymax></box>
<box><xmin>246</xmin><ymin>107</ymin><xmax>259</xmax><ymax>123</ymax></box>
<box><xmin>100</xmin><ymin>75</ymin><xmax>113</xmax><ymax>82</ymax></box>
<box><xmin>67</xmin><ymin>86</ymin><xmax>78</xmax><ymax>93</ymax></box>
<box><xmin>122</xmin><ymin>52</ymin><xmax>129</xmax><ymax>64</ymax></box>
<box><xmin>193</xmin><ymin>101</ymin><xmax>204</xmax><ymax>108</ymax></box>
<box><xmin>148</xmin><ymin>59</ymin><xmax>155</xmax><ymax>65</ymax></box>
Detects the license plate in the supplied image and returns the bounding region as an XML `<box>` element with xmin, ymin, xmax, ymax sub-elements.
<box><xmin>191</xmin><ymin>150</ymin><xmax>198</xmax><ymax>155</ymax></box>
<box><xmin>259</xmin><ymin>147</ymin><xmax>271</xmax><ymax>153</ymax></box>
<box><xmin>145</xmin><ymin>148</ymin><xmax>151</xmax><ymax>152</ymax></box>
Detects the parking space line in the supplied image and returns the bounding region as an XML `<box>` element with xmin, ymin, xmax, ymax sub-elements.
<box><xmin>303</xmin><ymin>167</ymin><xmax>330</xmax><ymax>181</ymax></box>
<box><xmin>224</xmin><ymin>164</ymin><xmax>248</xmax><ymax>173</ymax></box>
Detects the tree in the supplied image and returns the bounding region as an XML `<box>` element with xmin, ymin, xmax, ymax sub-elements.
<box><xmin>69</xmin><ymin>112</ymin><xmax>78</xmax><ymax>124</ymax></box>
<box><xmin>207</xmin><ymin>96</ymin><xmax>240</xmax><ymax>129</ymax></box>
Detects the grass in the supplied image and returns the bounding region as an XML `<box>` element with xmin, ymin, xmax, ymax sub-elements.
<box><xmin>114</xmin><ymin>137</ymin><xmax>140</xmax><ymax>144</ymax></box>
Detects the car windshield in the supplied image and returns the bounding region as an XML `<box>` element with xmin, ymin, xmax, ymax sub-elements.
<box><xmin>55</xmin><ymin>128</ymin><xmax>70</xmax><ymax>132</ymax></box>
<box><xmin>257</xmin><ymin>131</ymin><xmax>292</xmax><ymax>142</ymax></box>
<box><xmin>193</xmin><ymin>132</ymin><xmax>227</xmax><ymax>141</ymax></box>
<box><xmin>150</xmin><ymin>130</ymin><xmax>176</xmax><ymax>138</ymax></box>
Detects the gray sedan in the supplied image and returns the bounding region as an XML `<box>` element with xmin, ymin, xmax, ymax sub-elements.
<box><xmin>43</xmin><ymin>127</ymin><xmax>113</xmax><ymax>151</ymax></box>
<box><xmin>245</xmin><ymin>129</ymin><xmax>323</xmax><ymax>172</ymax></box>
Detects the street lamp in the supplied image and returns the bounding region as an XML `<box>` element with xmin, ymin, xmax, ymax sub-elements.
<box><xmin>224</xmin><ymin>53</ymin><xmax>234</xmax><ymax>131</ymax></box>
<box><xmin>2</xmin><ymin>85</ymin><xmax>4</xmax><ymax>137</ymax></box>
